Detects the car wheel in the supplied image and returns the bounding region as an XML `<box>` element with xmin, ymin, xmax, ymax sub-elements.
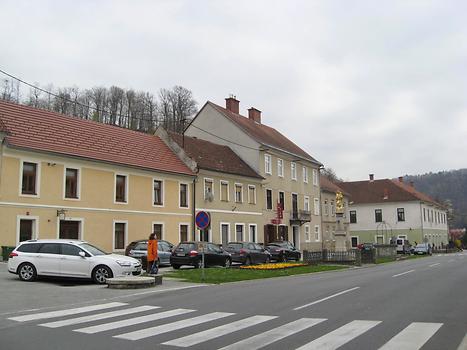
<box><xmin>18</xmin><ymin>262</ymin><xmax>37</xmax><ymax>282</ymax></box>
<box><xmin>245</xmin><ymin>256</ymin><xmax>251</xmax><ymax>265</ymax></box>
<box><xmin>92</xmin><ymin>265</ymin><xmax>113</xmax><ymax>284</ymax></box>
<box><xmin>224</xmin><ymin>258</ymin><xmax>231</xmax><ymax>268</ymax></box>
<box><xmin>172</xmin><ymin>265</ymin><xmax>180</xmax><ymax>270</ymax></box>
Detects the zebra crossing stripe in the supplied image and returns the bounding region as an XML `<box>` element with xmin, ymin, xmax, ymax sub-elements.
<box><xmin>378</xmin><ymin>322</ymin><xmax>443</xmax><ymax>350</ymax></box>
<box><xmin>219</xmin><ymin>318</ymin><xmax>327</xmax><ymax>350</ymax></box>
<box><xmin>296</xmin><ymin>320</ymin><xmax>382</xmax><ymax>349</ymax></box>
<box><xmin>39</xmin><ymin>305</ymin><xmax>160</xmax><ymax>328</ymax></box>
<box><xmin>163</xmin><ymin>315</ymin><xmax>277</xmax><ymax>347</ymax></box>
<box><xmin>8</xmin><ymin>302</ymin><xmax>127</xmax><ymax>322</ymax></box>
<box><xmin>74</xmin><ymin>308</ymin><xmax>195</xmax><ymax>334</ymax></box>
<box><xmin>114</xmin><ymin>312</ymin><xmax>234</xmax><ymax>341</ymax></box>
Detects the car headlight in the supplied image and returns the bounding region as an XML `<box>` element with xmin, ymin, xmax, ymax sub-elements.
<box><xmin>116</xmin><ymin>260</ymin><xmax>132</xmax><ymax>267</ymax></box>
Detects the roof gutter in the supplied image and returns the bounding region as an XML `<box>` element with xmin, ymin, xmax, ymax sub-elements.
<box><xmin>259</xmin><ymin>143</ymin><xmax>323</xmax><ymax>167</ymax></box>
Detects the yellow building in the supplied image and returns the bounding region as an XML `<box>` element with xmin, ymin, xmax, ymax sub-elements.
<box><xmin>0</xmin><ymin>100</ymin><xmax>195</xmax><ymax>253</ymax></box>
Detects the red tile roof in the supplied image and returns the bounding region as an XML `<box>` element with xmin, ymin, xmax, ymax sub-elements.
<box><xmin>0</xmin><ymin>100</ymin><xmax>194</xmax><ymax>176</ymax></box>
<box><xmin>170</xmin><ymin>132</ymin><xmax>262</xmax><ymax>179</ymax></box>
<box><xmin>338</xmin><ymin>179</ymin><xmax>442</xmax><ymax>207</ymax></box>
<box><xmin>320</xmin><ymin>176</ymin><xmax>349</xmax><ymax>196</ymax></box>
<box><xmin>206</xmin><ymin>102</ymin><xmax>322</xmax><ymax>165</ymax></box>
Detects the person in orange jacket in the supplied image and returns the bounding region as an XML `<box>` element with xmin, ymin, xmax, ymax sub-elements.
<box><xmin>147</xmin><ymin>233</ymin><xmax>158</xmax><ymax>274</ymax></box>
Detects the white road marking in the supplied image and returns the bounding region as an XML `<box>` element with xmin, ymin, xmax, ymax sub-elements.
<box><xmin>114</xmin><ymin>312</ymin><xmax>234</xmax><ymax>341</ymax></box>
<box><xmin>378</xmin><ymin>322</ymin><xmax>443</xmax><ymax>350</ymax></box>
<box><xmin>163</xmin><ymin>315</ymin><xmax>276</xmax><ymax>347</ymax></box>
<box><xmin>429</xmin><ymin>263</ymin><xmax>441</xmax><ymax>267</ymax></box>
<box><xmin>392</xmin><ymin>270</ymin><xmax>415</xmax><ymax>277</ymax></box>
<box><xmin>293</xmin><ymin>287</ymin><xmax>360</xmax><ymax>310</ymax></box>
<box><xmin>296</xmin><ymin>320</ymin><xmax>382</xmax><ymax>349</ymax></box>
<box><xmin>74</xmin><ymin>308</ymin><xmax>194</xmax><ymax>334</ymax></box>
<box><xmin>457</xmin><ymin>332</ymin><xmax>467</xmax><ymax>350</ymax></box>
<box><xmin>39</xmin><ymin>305</ymin><xmax>159</xmax><ymax>328</ymax></box>
<box><xmin>218</xmin><ymin>318</ymin><xmax>327</xmax><ymax>350</ymax></box>
<box><xmin>8</xmin><ymin>302</ymin><xmax>126</xmax><ymax>322</ymax></box>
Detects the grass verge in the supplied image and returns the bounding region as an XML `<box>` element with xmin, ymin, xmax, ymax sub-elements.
<box><xmin>164</xmin><ymin>264</ymin><xmax>347</xmax><ymax>284</ymax></box>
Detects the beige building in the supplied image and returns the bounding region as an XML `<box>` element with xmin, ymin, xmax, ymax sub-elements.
<box><xmin>184</xmin><ymin>97</ymin><xmax>323</xmax><ymax>251</ymax></box>
<box><xmin>156</xmin><ymin>128</ymin><xmax>264</xmax><ymax>245</ymax></box>
<box><xmin>0</xmin><ymin>100</ymin><xmax>195</xmax><ymax>252</ymax></box>
<box><xmin>320</xmin><ymin>176</ymin><xmax>351</xmax><ymax>251</ymax></box>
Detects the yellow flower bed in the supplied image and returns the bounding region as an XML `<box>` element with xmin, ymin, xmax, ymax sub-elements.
<box><xmin>239</xmin><ymin>262</ymin><xmax>307</xmax><ymax>270</ymax></box>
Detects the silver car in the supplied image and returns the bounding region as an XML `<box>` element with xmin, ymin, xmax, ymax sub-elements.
<box><xmin>128</xmin><ymin>240</ymin><xmax>173</xmax><ymax>268</ymax></box>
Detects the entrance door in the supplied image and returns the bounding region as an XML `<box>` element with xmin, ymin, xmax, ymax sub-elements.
<box><xmin>264</xmin><ymin>225</ymin><xmax>276</xmax><ymax>244</ymax></box>
<box><xmin>292</xmin><ymin>226</ymin><xmax>300</xmax><ymax>248</ymax></box>
<box><xmin>19</xmin><ymin>219</ymin><xmax>34</xmax><ymax>242</ymax></box>
<box><xmin>221</xmin><ymin>224</ymin><xmax>229</xmax><ymax>245</ymax></box>
<box><xmin>59</xmin><ymin>221</ymin><xmax>80</xmax><ymax>239</ymax></box>
<box><xmin>278</xmin><ymin>226</ymin><xmax>288</xmax><ymax>241</ymax></box>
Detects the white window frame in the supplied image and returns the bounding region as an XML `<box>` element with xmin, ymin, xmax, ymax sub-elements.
<box><xmin>56</xmin><ymin>217</ymin><xmax>84</xmax><ymax>240</ymax></box>
<box><xmin>351</xmin><ymin>236</ymin><xmax>359</xmax><ymax>248</ymax></box>
<box><xmin>113</xmin><ymin>220</ymin><xmax>128</xmax><ymax>252</ymax></box>
<box><xmin>249</xmin><ymin>224</ymin><xmax>258</xmax><ymax>243</ymax></box>
<box><xmin>219</xmin><ymin>180</ymin><xmax>230</xmax><ymax>202</ymax></box>
<box><xmin>375</xmin><ymin>235</ymin><xmax>384</xmax><ymax>244</ymax></box>
<box><xmin>331</xmin><ymin>200</ymin><xmax>335</xmax><ymax>216</ymax></box>
<box><xmin>179</xmin><ymin>223</ymin><xmax>190</xmax><ymax>243</ymax></box>
<box><xmin>312</xmin><ymin>169</ymin><xmax>318</xmax><ymax>186</ymax></box>
<box><xmin>220</xmin><ymin>222</ymin><xmax>231</xmax><ymax>245</ymax></box>
<box><xmin>324</xmin><ymin>199</ymin><xmax>329</xmax><ymax>216</ymax></box>
<box><xmin>151</xmin><ymin>221</ymin><xmax>165</xmax><ymax>240</ymax></box>
<box><xmin>304</xmin><ymin>196</ymin><xmax>310</xmax><ymax>212</ymax></box>
<box><xmin>314</xmin><ymin>225</ymin><xmax>320</xmax><ymax>241</ymax></box>
<box><xmin>277</xmin><ymin>158</ymin><xmax>284</xmax><ymax>177</ymax></box>
<box><xmin>114</xmin><ymin>173</ymin><xmax>129</xmax><ymax>204</ymax></box>
<box><xmin>19</xmin><ymin>159</ymin><xmax>41</xmax><ymax>198</ymax></box>
<box><xmin>303</xmin><ymin>166</ymin><xmax>308</xmax><ymax>183</ymax></box>
<box><xmin>314</xmin><ymin>198</ymin><xmax>320</xmax><ymax>215</ymax></box>
<box><xmin>204</xmin><ymin>178</ymin><xmax>214</xmax><ymax>200</ymax></box>
<box><xmin>179</xmin><ymin>182</ymin><xmax>190</xmax><ymax>209</ymax></box>
<box><xmin>266</xmin><ymin>188</ymin><xmax>273</xmax><ymax>210</ymax></box>
<box><xmin>16</xmin><ymin>215</ymin><xmax>39</xmax><ymax>245</ymax></box>
<box><xmin>248</xmin><ymin>185</ymin><xmax>257</xmax><ymax>204</ymax></box>
<box><xmin>197</xmin><ymin>228</ymin><xmax>212</xmax><ymax>242</ymax></box>
<box><xmin>152</xmin><ymin>178</ymin><xmax>165</xmax><ymax>207</ymax></box>
<box><xmin>291</xmin><ymin>162</ymin><xmax>297</xmax><ymax>180</ymax></box>
<box><xmin>235</xmin><ymin>183</ymin><xmax>243</xmax><ymax>203</ymax></box>
<box><xmin>235</xmin><ymin>223</ymin><xmax>245</xmax><ymax>242</ymax></box>
<box><xmin>63</xmin><ymin>166</ymin><xmax>81</xmax><ymax>201</ymax></box>
<box><xmin>264</xmin><ymin>154</ymin><xmax>272</xmax><ymax>175</ymax></box>
<box><xmin>304</xmin><ymin>224</ymin><xmax>311</xmax><ymax>242</ymax></box>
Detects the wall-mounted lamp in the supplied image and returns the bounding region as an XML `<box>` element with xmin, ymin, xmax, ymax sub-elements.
<box><xmin>47</xmin><ymin>162</ymin><xmax>57</xmax><ymax>167</ymax></box>
<box><xmin>57</xmin><ymin>209</ymin><xmax>67</xmax><ymax>220</ymax></box>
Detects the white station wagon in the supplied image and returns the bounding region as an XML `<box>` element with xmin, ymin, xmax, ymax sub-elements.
<box><xmin>8</xmin><ymin>239</ymin><xmax>142</xmax><ymax>284</ymax></box>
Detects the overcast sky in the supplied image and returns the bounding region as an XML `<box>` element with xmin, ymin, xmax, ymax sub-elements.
<box><xmin>1</xmin><ymin>0</ymin><xmax>466</xmax><ymax>180</ymax></box>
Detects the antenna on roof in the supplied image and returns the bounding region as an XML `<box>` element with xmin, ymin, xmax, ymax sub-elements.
<box><xmin>229</xmin><ymin>93</ymin><xmax>236</xmax><ymax>99</ymax></box>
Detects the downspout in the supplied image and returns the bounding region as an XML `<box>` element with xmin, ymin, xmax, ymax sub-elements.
<box><xmin>192</xmin><ymin>175</ymin><xmax>197</xmax><ymax>240</ymax></box>
<box><xmin>419</xmin><ymin>201</ymin><xmax>424</xmax><ymax>244</ymax></box>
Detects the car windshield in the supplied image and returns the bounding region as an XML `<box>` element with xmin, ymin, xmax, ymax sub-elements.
<box><xmin>79</xmin><ymin>243</ymin><xmax>108</xmax><ymax>256</ymax></box>
<box><xmin>134</xmin><ymin>242</ymin><xmax>148</xmax><ymax>250</ymax></box>
<box><xmin>270</xmin><ymin>242</ymin><xmax>287</xmax><ymax>247</ymax></box>
<box><xmin>227</xmin><ymin>243</ymin><xmax>243</xmax><ymax>250</ymax></box>
<box><xmin>176</xmin><ymin>243</ymin><xmax>196</xmax><ymax>251</ymax></box>
<box><xmin>415</xmin><ymin>244</ymin><xmax>427</xmax><ymax>248</ymax></box>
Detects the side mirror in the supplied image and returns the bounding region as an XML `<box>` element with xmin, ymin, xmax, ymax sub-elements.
<box><xmin>79</xmin><ymin>251</ymin><xmax>86</xmax><ymax>258</ymax></box>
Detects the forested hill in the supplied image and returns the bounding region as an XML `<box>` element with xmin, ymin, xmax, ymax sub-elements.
<box><xmin>406</xmin><ymin>169</ymin><xmax>467</xmax><ymax>229</ymax></box>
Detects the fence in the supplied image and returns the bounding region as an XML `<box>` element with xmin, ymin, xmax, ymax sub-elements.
<box><xmin>432</xmin><ymin>248</ymin><xmax>459</xmax><ymax>254</ymax></box>
<box><xmin>303</xmin><ymin>249</ymin><xmax>361</xmax><ymax>266</ymax></box>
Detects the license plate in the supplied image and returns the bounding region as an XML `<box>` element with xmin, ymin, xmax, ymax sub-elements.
<box><xmin>177</xmin><ymin>253</ymin><xmax>185</xmax><ymax>257</ymax></box>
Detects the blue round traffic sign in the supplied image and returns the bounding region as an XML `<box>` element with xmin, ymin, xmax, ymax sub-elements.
<box><xmin>196</xmin><ymin>211</ymin><xmax>210</xmax><ymax>230</ymax></box>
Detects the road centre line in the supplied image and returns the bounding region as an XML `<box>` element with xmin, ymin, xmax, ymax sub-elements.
<box><xmin>429</xmin><ymin>263</ymin><xmax>441</xmax><ymax>267</ymax></box>
<box><xmin>293</xmin><ymin>287</ymin><xmax>360</xmax><ymax>311</ymax></box>
<box><xmin>392</xmin><ymin>270</ymin><xmax>415</xmax><ymax>278</ymax></box>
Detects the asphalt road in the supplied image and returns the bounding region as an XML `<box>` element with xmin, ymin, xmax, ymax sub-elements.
<box><xmin>0</xmin><ymin>252</ymin><xmax>466</xmax><ymax>350</ymax></box>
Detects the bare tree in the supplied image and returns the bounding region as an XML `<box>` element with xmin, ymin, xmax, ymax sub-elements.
<box><xmin>157</xmin><ymin>86</ymin><xmax>197</xmax><ymax>133</ymax></box>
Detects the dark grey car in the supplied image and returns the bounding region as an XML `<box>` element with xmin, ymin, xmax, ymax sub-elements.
<box><xmin>128</xmin><ymin>240</ymin><xmax>173</xmax><ymax>269</ymax></box>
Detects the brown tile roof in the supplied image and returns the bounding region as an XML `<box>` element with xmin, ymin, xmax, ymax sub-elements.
<box><xmin>320</xmin><ymin>176</ymin><xmax>349</xmax><ymax>196</ymax></box>
<box><xmin>170</xmin><ymin>132</ymin><xmax>262</xmax><ymax>179</ymax></box>
<box><xmin>206</xmin><ymin>102</ymin><xmax>322</xmax><ymax>165</ymax></box>
<box><xmin>338</xmin><ymin>179</ymin><xmax>442</xmax><ymax>206</ymax></box>
<box><xmin>0</xmin><ymin>100</ymin><xmax>194</xmax><ymax>176</ymax></box>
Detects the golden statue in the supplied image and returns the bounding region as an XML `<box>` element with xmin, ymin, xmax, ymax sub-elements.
<box><xmin>336</xmin><ymin>191</ymin><xmax>344</xmax><ymax>214</ymax></box>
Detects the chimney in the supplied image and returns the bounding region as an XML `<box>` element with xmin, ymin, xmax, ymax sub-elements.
<box><xmin>225</xmin><ymin>96</ymin><xmax>239</xmax><ymax>114</ymax></box>
<box><xmin>398</xmin><ymin>176</ymin><xmax>403</xmax><ymax>183</ymax></box>
<box><xmin>369</xmin><ymin>174</ymin><xmax>374</xmax><ymax>182</ymax></box>
<box><xmin>248</xmin><ymin>107</ymin><xmax>261</xmax><ymax>124</ymax></box>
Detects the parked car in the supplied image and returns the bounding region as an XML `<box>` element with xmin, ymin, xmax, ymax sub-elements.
<box><xmin>125</xmin><ymin>239</ymin><xmax>174</xmax><ymax>257</ymax></box>
<box><xmin>126</xmin><ymin>240</ymin><xmax>174</xmax><ymax>269</ymax></box>
<box><xmin>265</xmin><ymin>241</ymin><xmax>301</xmax><ymax>261</ymax></box>
<box><xmin>170</xmin><ymin>241</ymin><xmax>231</xmax><ymax>269</ymax></box>
<box><xmin>7</xmin><ymin>239</ymin><xmax>142</xmax><ymax>284</ymax></box>
<box><xmin>413</xmin><ymin>243</ymin><xmax>432</xmax><ymax>255</ymax></box>
<box><xmin>396</xmin><ymin>239</ymin><xmax>412</xmax><ymax>255</ymax></box>
<box><xmin>223</xmin><ymin>242</ymin><xmax>271</xmax><ymax>265</ymax></box>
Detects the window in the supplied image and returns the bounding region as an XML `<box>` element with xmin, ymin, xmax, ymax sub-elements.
<box><xmin>204</xmin><ymin>178</ymin><xmax>213</xmax><ymax>200</ymax></box>
<box><xmin>153</xmin><ymin>223</ymin><xmax>163</xmax><ymax>240</ymax></box>
<box><xmin>304</xmin><ymin>196</ymin><xmax>310</xmax><ymax>212</ymax></box>
<box><xmin>62</xmin><ymin>244</ymin><xmax>84</xmax><ymax>256</ymax></box>
<box><xmin>314</xmin><ymin>225</ymin><xmax>320</xmax><ymax>241</ymax></box>
<box><xmin>375</xmin><ymin>209</ymin><xmax>382</xmax><ymax>223</ymax></box>
<box><xmin>331</xmin><ymin>200</ymin><xmax>335</xmax><ymax>216</ymax></box>
<box><xmin>397</xmin><ymin>208</ymin><xmax>405</xmax><ymax>222</ymax></box>
<box><xmin>153</xmin><ymin>179</ymin><xmax>163</xmax><ymax>205</ymax></box>
<box><xmin>266</xmin><ymin>189</ymin><xmax>273</xmax><ymax>210</ymax></box>
<box><xmin>264</xmin><ymin>154</ymin><xmax>272</xmax><ymax>174</ymax></box>
<box><xmin>351</xmin><ymin>236</ymin><xmax>358</xmax><ymax>248</ymax></box>
<box><xmin>324</xmin><ymin>199</ymin><xmax>329</xmax><ymax>215</ymax></box>
<box><xmin>350</xmin><ymin>210</ymin><xmax>357</xmax><ymax>223</ymax></box>
<box><xmin>180</xmin><ymin>183</ymin><xmax>188</xmax><ymax>208</ymax></box>
<box><xmin>277</xmin><ymin>159</ymin><xmax>284</xmax><ymax>177</ymax></box>
<box><xmin>115</xmin><ymin>174</ymin><xmax>127</xmax><ymax>203</ymax></box>
<box><xmin>303</xmin><ymin>166</ymin><xmax>308</xmax><ymax>183</ymax></box>
<box><xmin>235</xmin><ymin>184</ymin><xmax>243</xmax><ymax>203</ymax></box>
<box><xmin>38</xmin><ymin>243</ymin><xmax>60</xmax><ymax>254</ymax></box>
<box><xmin>180</xmin><ymin>224</ymin><xmax>189</xmax><ymax>242</ymax></box>
<box><xmin>279</xmin><ymin>191</ymin><xmax>285</xmax><ymax>210</ymax></box>
<box><xmin>21</xmin><ymin>162</ymin><xmax>38</xmax><ymax>195</ymax></box>
<box><xmin>235</xmin><ymin>224</ymin><xmax>244</xmax><ymax>241</ymax></box>
<box><xmin>248</xmin><ymin>185</ymin><xmax>256</xmax><ymax>204</ymax></box>
<box><xmin>114</xmin><ymin>222</ymin><xmax>126</xmax><ymax>250</ymax></box>
<box><xmin>291</xmin><ymin>162</ymin><xmax>297</xmax><ymax>180</ymax></box>
<box><xmin>312</xmin><ymin>169</ymin><xmax>318</xmax><ymax>186</ymax></box>
<box><xmin>220</xmin><ymin>181</ymin><xmax>229</xmax><ymax>201</ymax></box>
<box><xmin>249</xmin><ymin>224</ymin><xmax>257</xmax><ymax>242</ymax></box>
<box><xmin>65</xmin><ymin>168</ymin><xmax>79</xmax><ymax>199</ymax></box>
<box><xmin>314</xmin><ymin>198</ymin><xmax>320</xmax><ymax>215</ymax></box>
<box><xmin>305</xmin><ymin>225</ymin><xmax>311</xmax><ymax>242</ymax></box>
<box><xmin>423</xmin><ymin>208</ymin><xmax>426</xmax><ymax>221</ymax></box>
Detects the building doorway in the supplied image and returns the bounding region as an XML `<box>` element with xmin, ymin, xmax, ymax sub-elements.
<box><xmin>19</xmin><ymin>219</ymin><xmax>35</xmax><ymax>242</ymax></box>
<box><xmin>278</xmin><ymin>225</ymin><xmax>288</xmax><ymax>241</ymax></box>
<box><xmin>221</xmin><ymin>224</ymin><xmax>229</xmax><ymax>245</ymax></box>
<box><xmin>292</xmin><ymin>225</ymin><xmax>300</xmax><ymax>248</ymax></box>
<box><xmin>59</xmin><ymin>220</ymin><xmax>80</xmax><ymax>239</ymax></box>
<box><xmin>264</xmin><ymin>224</ymin><xmax>277</xmax><ymax>244</ymax></box>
